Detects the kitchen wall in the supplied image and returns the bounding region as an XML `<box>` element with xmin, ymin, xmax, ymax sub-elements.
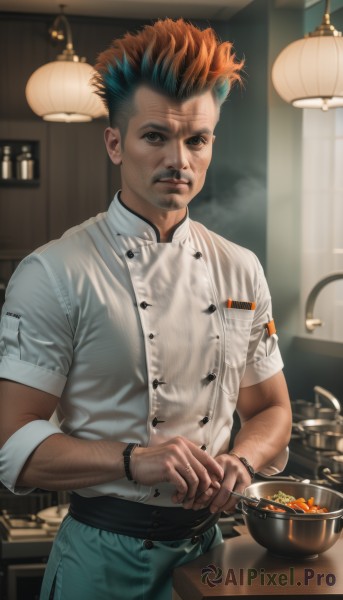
<box><xmin>0</xmin><ymin>13</ymin><xmax>145</xmax><ymax>279</ymax></box>
<box><xmin>0</xmin><ymin>1</ymin><xmax>342</xmax><ymax>404</ymax></box>
<box><xmin>190</xmin><ymin>0</ymin><xmax>269</xmax><ymax>266</ymax></box>
<box><xmin>192</xmin><ymin>0</ymin><xmax>343</xmax><ymax>403</ymax></box>
<box><xmin>267</xmin><ymin>2</ymin><xmax>343</xmax><ymax>403</ymax></box>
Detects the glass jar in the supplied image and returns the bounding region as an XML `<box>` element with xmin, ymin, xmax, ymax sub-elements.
<box><xmin>1</xmin><ymin>145</ymin><xmax>13</xmax><ymax>180</ymax></box>
<box><xmin>16</xmin><ymin>145</ymin><xmax>35</xmax><ymax>180</ymax></box>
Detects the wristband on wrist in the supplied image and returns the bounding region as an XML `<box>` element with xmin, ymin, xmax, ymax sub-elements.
<box><xmin>229</xmin><ymin>451</ymin><xmax>255</xmax><ymax>480</ymax></box>
<box><xmin>123</xmin><ymin>443</ymin><xmax>140</xmax><ymax>481</ymax></box>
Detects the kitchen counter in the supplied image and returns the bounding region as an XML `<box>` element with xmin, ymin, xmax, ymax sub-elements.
<box><xmin>173</xmin><ymin>528</ymin><xmax>343</xmax><ymax>599</ymax></box>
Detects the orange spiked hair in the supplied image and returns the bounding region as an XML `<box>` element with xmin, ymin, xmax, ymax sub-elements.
<box><xmin>93</xmin><ymin>18</ymin><xmax>244</xmax><ymax>127</ymax></box>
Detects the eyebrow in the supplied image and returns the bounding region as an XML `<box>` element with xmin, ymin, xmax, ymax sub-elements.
<box><xmin>139</xmin><ymin>122</ymin><xmax>213</xmax><ymax>136</ymax></box>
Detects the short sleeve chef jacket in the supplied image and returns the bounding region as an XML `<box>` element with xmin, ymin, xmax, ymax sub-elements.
<box><xmin>0</xmin><ymin>194</ymin><xmax>286</xmax><ymax>505</ymax></box>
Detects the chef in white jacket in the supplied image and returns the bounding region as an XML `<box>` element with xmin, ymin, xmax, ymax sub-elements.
<box><xmin>0</xmin><ymin>18</ymin><xmax>292</xmax><ymax>600</ymax></box>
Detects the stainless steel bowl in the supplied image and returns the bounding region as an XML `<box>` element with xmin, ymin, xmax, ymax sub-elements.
<box><xmin>242</xmin><ymin>481</ymin><xmax>343</xmax><ymax>557</ymax></box>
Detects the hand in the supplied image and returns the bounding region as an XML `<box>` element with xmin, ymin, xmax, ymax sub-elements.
<box><xmin>130</xmin><ymin>436</ymin><xmax>224</xmax><ymax>509</ymax></box>
<box><xmin>192</xmin><ymin>453</ymin><xmax>253</xmax><ymax>513</ymax></box>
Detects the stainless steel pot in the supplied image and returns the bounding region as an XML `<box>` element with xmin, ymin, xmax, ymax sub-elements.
<box><xmin>292</xmin><ymin>386</ymin><xmax>341</xmax><ymax>421</ymax></box>
<box><xmin>296</xmin><ymin>418</ymin><xmax>343</xmax><ymax>431</ymax></box>
<box><xmin>318</xmin><ymin>466</ymin><xmax>343</xmax><ymax>489</ymax></box>
<box><xmin>292</xmin><ymin>400</ymin><xmax>338</xmax><ymax>420</ymax></box>
<box><xmin>331</xmin><ymin>456</ymin><xmax>343</xmax><ymax>474</ymax></box>
<box><xmin>242</xmin><ymin>481</ymin><xmax>343</xmax><ymax>557</ymax></box>
<box><xmin>293</xmin><ymin>418</ymin><xmax>343</xmax><ymax>451</ymax></box>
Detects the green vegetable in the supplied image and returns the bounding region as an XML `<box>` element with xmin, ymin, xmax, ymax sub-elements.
<box><xmin>270</xmin><ymin>490</ymin><xmax>296</xmax><ymax>505</ymax></box>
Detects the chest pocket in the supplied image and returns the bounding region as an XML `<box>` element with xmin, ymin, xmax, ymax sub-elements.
<box><xmin>224</xmin><ymin>309</ymin><xmax>254</xmax><ymax>368</ymax></box>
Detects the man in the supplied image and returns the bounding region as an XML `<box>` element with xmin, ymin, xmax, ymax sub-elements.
<box><xmin>0</xmin><ymin>18</ymin><xmax>292</xmax><ymax>600</ymax></box>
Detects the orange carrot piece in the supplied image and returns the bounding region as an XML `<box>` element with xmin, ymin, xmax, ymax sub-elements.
<box><xmin>295</xmin><ymin>500</ymin><xmax>310</xmax><ymax>511</ymax></box>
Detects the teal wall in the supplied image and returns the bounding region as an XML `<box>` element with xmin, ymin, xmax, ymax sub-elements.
<box><xmin>267</xmin><ymin>1</ymin><xmax>343</xmax><ymax>402</ymax></box>
<box><xmin>306</xmin><ymin>0</ymin><xmax>343</xmax><ymax>31</ymax></box>
<box><xmin>190</xmin><ymin>0</ymin><xmax>343</xmax><ymax>403</ymax></box>
<box><xmin>190</xmin><ymin>0</ymin><xmax>269</xmax><ymax>266</ymax></box>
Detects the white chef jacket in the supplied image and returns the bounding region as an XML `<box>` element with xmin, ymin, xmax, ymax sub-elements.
<box><xmin>0</xmin><ymin>193</ymin><xmax>286</xmax><ymax>505</ymax></box>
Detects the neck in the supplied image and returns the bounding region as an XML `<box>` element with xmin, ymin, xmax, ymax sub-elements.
<box><xmin>119</xmin><ymin>194</ymin><xmax>187</xmax><ymax>242</ymax></box>
<box><xmin>154</xmin><ymin>211</ymin><xmax>187</xmax><ymax>242</ymax></box>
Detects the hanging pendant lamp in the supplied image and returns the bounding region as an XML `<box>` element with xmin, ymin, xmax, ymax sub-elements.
<box><xmin>25</xmin><ymin>5</ymin><xmax>107</xmax><ymax>122</ymax></box>
<box><xmin>272</xmin><ymin>0</ymin><xmax>343</xmax><ymax>111</ymax></box>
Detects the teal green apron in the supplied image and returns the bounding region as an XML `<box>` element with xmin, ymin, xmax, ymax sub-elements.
<box><xmin>40</xmin><ymin>514</ymin><xmax>223</xmax><ymax>600</ymax></box>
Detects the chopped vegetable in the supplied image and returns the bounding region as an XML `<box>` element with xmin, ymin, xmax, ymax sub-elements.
<box><xmin>263</xmin><ymin>490</ymin><xmax>329</xmax><ymax>514</ymax></box>
<box><xmin>270</xmin><ymin>491</ymin><xmax>296</xmax><ymax>504</ymax></box>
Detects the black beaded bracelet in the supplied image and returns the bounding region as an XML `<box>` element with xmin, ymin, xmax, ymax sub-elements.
<box><xmin>123</xmin><ymin>443</ymin><xmax>140</xmax><ymax>481</ymax></box>
<box><xmin>229</xmin><ymin>451</ymin><xmax>255</xmax><ymax>480</ymax></box>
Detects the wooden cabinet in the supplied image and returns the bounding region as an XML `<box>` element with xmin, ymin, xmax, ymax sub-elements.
<box><xmin>46</xmin><ymin>120</ymin><xmax>112</xmax><ymax>241</ymax></box>
<box><xmin>0</xmin><ymin>13</ymin><xmax>143</xmax><ymax>287</ymax></box>
<box><xmin>0</xmin><ymin>117</ymin><xmax>119</xmax><ymax>286</ymax></box>
<box><xmin>0</xmin><ymin>121</ymin><xmax>48</xmax><ymax>254</ymax></box>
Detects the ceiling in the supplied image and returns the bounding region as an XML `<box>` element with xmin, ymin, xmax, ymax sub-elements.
<box><xmin>0</xmin><ymin>0</ymin><xmax>255</xmax><ymax>20</ymax></box>
<box><xmin>0</xmin><ymin>0</ymin><xmax>321</xmax><ymax>20</ymax></box>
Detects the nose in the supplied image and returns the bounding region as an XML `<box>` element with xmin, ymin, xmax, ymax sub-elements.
<box><xmin>164</xmin><ymin>141</ymin><xmax>189</xmax><ymax>170</ymax></box>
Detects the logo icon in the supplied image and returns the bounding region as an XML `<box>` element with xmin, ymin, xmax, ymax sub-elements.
<box><xmin>201</xmin><ymin>563</ymin><xmax>223</xmax><ymax>587</ymax></box>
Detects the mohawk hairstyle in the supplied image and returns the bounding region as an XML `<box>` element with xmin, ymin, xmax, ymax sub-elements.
<box><xmin>93</xmin><ymin>18</ymin><xmax>244</xmax><ymax>128</ymax></box>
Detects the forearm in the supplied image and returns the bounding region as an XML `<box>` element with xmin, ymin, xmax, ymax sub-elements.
<box><xmin>231</xmin><ymin>372</ymin><xmax>292</xmax><ymax>472</ymax></box>
<box><xmin>17</xmin><ymin>433</ymin><xmax>126</xmax><ymax>491</ymax></box>
<box><xmin>16</xmin><ymin>430</ymin><xmax>224</xmax><ymax>508</ymax></box>
<box><xmin>197</xmin><ymin>402</ymin><xmax>291</xmax><ymax>514</ymax></box>
<box><xmin>1</xmin><ymin>381</ymin><xmax>224</xmax><ymax>502</ymax></box>
<box><xmin>231</xmin><ymin>403</ymin><xmax>291</xmax><ymax>471</ymax></box>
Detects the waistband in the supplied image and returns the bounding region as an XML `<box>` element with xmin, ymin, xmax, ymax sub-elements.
<box><xmin>68</xmin><ymin>493</ymin><xmax>219</xmax><ymax>541</ymax></box>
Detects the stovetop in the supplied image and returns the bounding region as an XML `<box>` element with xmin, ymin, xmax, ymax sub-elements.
<box><xmin>288</xmin><ymin>435</ymin><xmax>343</xmax><ymax>488</ymax></box>
<box><xmin>0</xmin><ymin>513</ymin><xmax>52</xmax><ymax>541</ymax></box>
<box><xmin>0</xmin><ymin>513</ymin><xmax>56</xmax><ymax>560</ymax></box>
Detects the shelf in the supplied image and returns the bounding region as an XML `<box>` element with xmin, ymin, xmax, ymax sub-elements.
<box><xmin>0</xmin><ymin>178</ymin><xmax>40</xmax><ymax>187</ymax></box>
<box><xmin>0</xmin><ymin>250</ymin><xmax>32</xmax><ymax>260</ymax></box>
<box><xmin>0</xmin><ymin>138</ymin><xmax>40</xmax><ymax>186</ymax></box>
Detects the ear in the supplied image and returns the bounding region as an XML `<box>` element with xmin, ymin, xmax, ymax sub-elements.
<box><xmin>104</xmin><ymin>127</ymin><xmax>123</xmax><ymax>166</ymax></box>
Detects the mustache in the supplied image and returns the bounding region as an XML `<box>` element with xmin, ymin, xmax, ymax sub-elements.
<box><xmin>152</xmin><ymin>169</ymin><xmax>193</xmax><ymax>184</ymax></box>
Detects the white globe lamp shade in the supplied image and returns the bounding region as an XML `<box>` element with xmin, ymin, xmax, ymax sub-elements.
<box><xmin>25</xmin><ymin>60</ymin><xmax>107</xmax><ymax>122</ymax></box>
<box><xmin>272</xmin><ymin>36</ymin><xmax>343</xmax><ymax>111</ymax></box>
<box><xmin>272</xmin><ymin>1</ymin><xmax>343</xmax><ymax>111</ymax></box>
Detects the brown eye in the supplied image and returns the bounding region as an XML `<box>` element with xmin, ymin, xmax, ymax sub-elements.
<box><xmin>144</xmin><ymin>132</ymin><xmax>164</xmax><ymax>142</ymax></box>
<box><xmin>188</xmin><ymin>136</ymin><xmax>207</xmax><ymax>146</ymax></box>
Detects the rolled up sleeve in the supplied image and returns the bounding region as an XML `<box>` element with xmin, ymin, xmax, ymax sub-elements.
<box><xmin>0</xmin><ymin>420</ymin><xmax>62</xmax><ymax>494</ymax></box>
<box><xmin>0</xmin><ymin>254</ymin><xmax>73</xmax><ymax>492</ymax></box>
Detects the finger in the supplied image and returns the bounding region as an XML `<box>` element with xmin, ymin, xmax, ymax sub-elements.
<box><xmin>209</xmin><ymin>478</ymin><xmax>249</xmax><ymax>514</ymax></box>
<box><xmin>168</xmin><ymin>459</ymin><xmax>201</xmax><ymax>507</ymax></box>
<box><xmin>185</xmin><ymin>451</ymin><xmax>223</xmax><ymax>498</ymax></box>
<box><xmin>192</xmin><ymin>446</ymin><xmax>224</xmax><ymax>483</ymax></box>
<box><xmin>209</xmin><ymin>486</ymin><xmax>233</xmax><ymax>514</ymax></box>
<box><xmin>181</xmin><ymin>456</ymin><xmax>223</xmax><ymax>508</ymax></box>
<box><xmin>179</xmin><ymin>450</ymin><xmax>214</xmax><ymax>496</ymax></box>
<box><xmin>192</xmin><ymin>486</ymin><xmax>217</xmax><ymax>510</ymax></box>
<box><xmin>195</xmin><ymin>482</ymin><xmax>219</xmax><ymax>502</ymax></box>
<box><xmin>169</xmin><ymin>437</ymin><xmax>224</xmax><ymax>494</ymax></box>
<box><xmin>179</xmin><ymin>462</ymin><xmax>201</xmax><ymax>509</ymax></box>
<box><xmin>186</xmin><ymin>461</ymin><xmax>212</xmax><ymax>499</ymax></box>
<box><xmin>167</xmin><ymin>438</ymin><xmax>223</xmax><ymax>508</ymax></box>
<box><xmin>170</xmin><ymin>470</ymin><xmax>191</xmax><ymax>504</ymax></box>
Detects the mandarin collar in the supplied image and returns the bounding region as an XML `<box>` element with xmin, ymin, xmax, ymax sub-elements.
<box><xmin>107</xmin><ymin>193</ymin><xmax>190</xmax><ymax>243</ymax></box>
